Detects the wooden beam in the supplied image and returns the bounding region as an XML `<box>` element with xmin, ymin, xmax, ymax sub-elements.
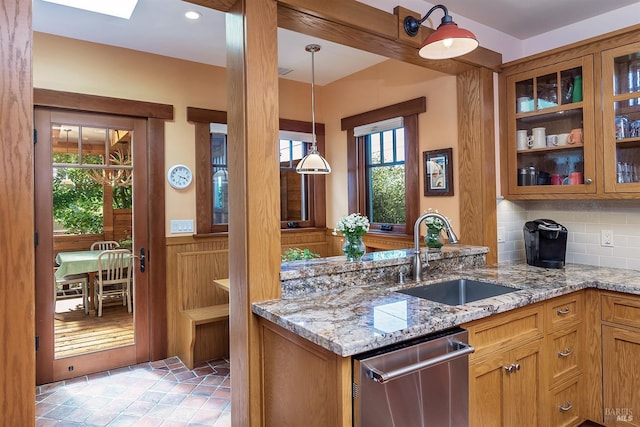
<box><xmin>226</xmin><ymin>0</ymin><xmax>281</xmax><ymax>425</ymax></box>
<box><xmin>0</xmin><ymin>0</ymin><xmax>36</xmax><ymax>423</ymax></box>
<box><xmin>34</xmin><ymin>89</ymin><xmax>174</xmax><ymax>120</ymax></box>
<box><xmin>278</xmin><ymin>0</ymin><xmax>398</xmax><ymax>39</ymax></box>
<box><xmin>457</xmin><ymin>67</ymin><xmax>498</xmax><ymax>264</ymax></box>
<box><xmin>278</xmin><ymin>5</ymin><xmax>473</xmax><ymax>76</ymax></box>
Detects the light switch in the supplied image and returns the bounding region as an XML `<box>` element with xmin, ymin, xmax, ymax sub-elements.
<box><xmin>170</xmin><ymin>219</ymin><xmax>194</xmax><ymax>233</ymax></box>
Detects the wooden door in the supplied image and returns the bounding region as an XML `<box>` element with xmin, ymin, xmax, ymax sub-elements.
<box><xmin>602</xmin><ymin>325</ymin><xmax>640</xmax><ymax>427</ymax></box>
<box><xmin>35</xmin><ymin>108</ymin><xmax>150</xmax><ymax>384</ymax></box>
<box><xmin>469</xmin><ymin>350</ymin><xmax>510</xmax><ymax>427</ymax></box>
<box><xmin>508</xmin><ymin>340</ymin><xmax>542</xmax><ymax>427</ymax></box>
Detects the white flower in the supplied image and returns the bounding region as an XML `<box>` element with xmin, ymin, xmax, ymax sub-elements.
<box><xmin>423</xmin><ymin>209</ymin><xmax>449</xmax><ymax>231</ymax></box>
<box><xmin>333</xmin><ymin>213</ymin><xmax>370</xmax><ymax>237</ymax></box>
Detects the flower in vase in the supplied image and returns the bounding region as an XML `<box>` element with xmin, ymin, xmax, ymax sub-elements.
<box><xmin>333</xmin><ymin>213</ymin><xmax>370</xmax><ymax>239</ymax></box>
<box><xmin>333</xmin><ymin>213</ymin><xmax>370</xmax><ymax>261</ymax></box>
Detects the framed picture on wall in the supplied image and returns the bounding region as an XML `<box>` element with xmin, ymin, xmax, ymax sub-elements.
<box><xmin>423</xmin><ymin>148</ymin><xmax>453</xmax><ymax>196</ymax></box>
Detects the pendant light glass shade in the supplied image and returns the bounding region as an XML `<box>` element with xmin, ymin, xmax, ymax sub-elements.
<box><xmin>296</xmin><ymin>146</ymin><xmax>332</xmax><ymax>174</ymax></box>
<box><xmin>296</xmin><ymin>44</ymin><xmax>331</xmax><ymax>175</ymax></box>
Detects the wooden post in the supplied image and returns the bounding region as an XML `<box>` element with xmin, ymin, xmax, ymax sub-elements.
<box><xmin>457</xmin><ymin>67</ymin><xmax>498</xmax><ymax>264</ymax></box>
<box><xmin>0</xmin><ymin>0</ymin><xmax>36</xmax><ymax>424</ymax></box>
<box><xmin>226</xmin><ymin>0</ymin><xmax>282</xmax><ymax>424</ymax></box>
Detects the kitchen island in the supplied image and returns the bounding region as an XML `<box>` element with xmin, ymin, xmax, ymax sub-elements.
<box><xmin>254</xmin><ymin>248</ymin><xmax>640</xmax><ymax>356</ymax></box>
<box><xmin>252</xmin><ymin>246</ymin><xmax>640</xmax><ymax>426</ymax></box>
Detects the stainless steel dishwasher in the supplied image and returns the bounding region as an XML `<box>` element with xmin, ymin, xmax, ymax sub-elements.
<box><xmin>353</xmin><ymin>328</ymin><xmax>474</xmax><ymax>427</ymax></box>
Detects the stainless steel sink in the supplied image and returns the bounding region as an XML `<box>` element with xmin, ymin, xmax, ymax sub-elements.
<box><xmin>397</xmin><ymin>278</ymin><xmax>520</xmax><ymax>306</ymax></box>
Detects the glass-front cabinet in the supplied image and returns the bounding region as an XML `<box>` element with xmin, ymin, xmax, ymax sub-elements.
<box><xmin>602</xmin><ymin>42</ymin><xmax>640</xmax><ymax>193</ymax></box>
<box><xmin>506</xmin><ymin>56</ymin><xmax>596</xmax><ymax>196</ymax></box>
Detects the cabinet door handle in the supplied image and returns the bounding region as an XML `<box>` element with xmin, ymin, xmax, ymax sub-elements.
<box><xmin>585</xmin><ymin>178</ymin><xmax>593</xmax><ymax>184</ymax></box>
<box><xmin>558</xmin><ymin>401</ymin><xmax>573</xmax><ymax>412</ymax></box>
<box><xmin>557</xmin><ymin>306</ymin><xmax>571</xmax><ymax>315</ymax></box>
<box><xmin>514</xmin><ymin>363</ymin><xmax>521</xmax><ymax>371</ymax></box>
<box><xmin>504</xmin><ymin>364</ymin><xmax>514</xmax><ymax>373</ymax></box>
<box><xmin>558</xmin><ymin>348</ymin><xmax>573</xmax><ymax>357</ymax></box>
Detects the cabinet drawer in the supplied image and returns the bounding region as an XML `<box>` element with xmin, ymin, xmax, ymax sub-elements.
<box><xmin>546</xmin><ymin>292</ymin><xmax>584</xmax><ymax>332</ymax></box>
<box><xmin>602</xmin><ymin>293</ymin><xmax>640</xmax><ymax>328</ymax></box>
<box><xmin>464</xmin><ymin>304</ymin><xmax>543</xmax><ymax>360</ymax></box>
<box><xmin>548</xmin><ymin>376</ymin><xmax>582</xmax><ymax>427</ymax></box>
<box><xmin>546</xmin><ymin>324</ymin><xmax>583</xmax><ymax>387</ymax></box>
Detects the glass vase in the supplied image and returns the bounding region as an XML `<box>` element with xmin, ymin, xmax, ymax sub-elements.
<box><xmin>425</xmin><ymin>227</ymin><xmax>444</xmax><ymax>250</ymax></box>
<box><xmin>342</xmin><ymin>234</ymin><xmax>366</xmax><ymax>261</ymax></box>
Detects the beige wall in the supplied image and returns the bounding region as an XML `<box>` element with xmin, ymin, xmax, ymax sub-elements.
<box><xmin>34</xmin><ymin>33</ymin><xmax>458</xmax><ymax>237</ymax></box>
<box><xmin>34</xmin><ymin>33</ymin><xmax>313</xmax><ymax>236</ymax></box>
<box><xmin>321</xmin><ymin>59</ymin><xmax>460</xmax><ymax>233</ymax></box>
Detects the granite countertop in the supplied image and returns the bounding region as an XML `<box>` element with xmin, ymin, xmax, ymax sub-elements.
<box><xmin>252</xmin><ymin>262</ymin><xmax>640</xmax><ymax>357</ymax></box>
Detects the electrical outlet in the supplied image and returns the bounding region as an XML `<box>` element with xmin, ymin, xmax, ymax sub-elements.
<box><xmin>497</xmin><ymin>227</ymin><xmax>506</xmax><ymax>243</ymax></box>
<box><xmin>601</xmin><ymin>229</ymin><xmax>614</xmax><ymax>247</ymax></box>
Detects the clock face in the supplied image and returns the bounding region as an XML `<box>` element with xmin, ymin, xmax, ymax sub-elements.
<box><xmin>167</xmin><ymin>164</ymin><xmax>193</xmax><ymax>189</ymax></box>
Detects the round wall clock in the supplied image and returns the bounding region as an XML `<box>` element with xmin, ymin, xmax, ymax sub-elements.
<box><xmin>167</xmin><ymin>164</ymin><xmax>193</xmax><ymax>189</ymax></box>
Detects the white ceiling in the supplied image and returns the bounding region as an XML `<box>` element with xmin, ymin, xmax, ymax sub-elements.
<box><xmin>33</xmin><ymin>0</ymin><xmax>640</xmax><ymax>85</ymax></box>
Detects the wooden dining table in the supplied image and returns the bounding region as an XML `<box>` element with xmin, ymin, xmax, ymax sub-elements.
<box><xmin>212</xmin><ymin>278</ymin><xmax>230</xmax><ymax>292</ymax></box>
<box><xmin>55</xmin><ymin>250</ymin><xmax>104</xmax><ymax>314</ymax></box>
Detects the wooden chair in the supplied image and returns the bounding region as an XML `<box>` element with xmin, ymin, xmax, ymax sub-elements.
<box><xmin>54</xmin><ymin>273</ymin><xmax>89</xmax><ymax>314</ymax></box>
<box><xmin>90</xmin><ymin>240</ymin><xmax>120</xmax><ymax>251</ymax></box>
<box><xmin>94</xmin><ymin>249</ymin><xmax>132</xmax><ymax>317</ymax></box>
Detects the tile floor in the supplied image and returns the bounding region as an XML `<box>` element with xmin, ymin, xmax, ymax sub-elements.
<box><xmin>36</xmin><ymin>357</ymin><xmax>231</xmax><ymax>426</ymax></box>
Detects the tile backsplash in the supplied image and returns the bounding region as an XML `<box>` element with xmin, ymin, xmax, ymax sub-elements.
<box><xmin>497</xmin><ymin>199</ymin><xmax>640</xmax><ymax>271</ymax></box>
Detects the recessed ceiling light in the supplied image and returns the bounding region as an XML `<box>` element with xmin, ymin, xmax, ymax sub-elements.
<box><xmin>185</xmin><ymin>11</ymin><xmax>201</xmax><ymax>20</ymax></box>
<box><xmin>41</xmin><ymin>0</ymin><xmax>139</xmax><ymax>19</ymax></box>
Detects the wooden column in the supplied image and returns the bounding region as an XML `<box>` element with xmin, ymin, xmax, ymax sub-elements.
<box><xmin>457</xmin><ymin>67</ymin><xmax>498</xmax><ymax>264</ymax></box>
<box><xmin>226</xmin><ymin>0</ymin><xmax>281</xmax><ymax>425</ymax></box>
<box><xmin>0</xmin><ymin>0</ymin><xmax>36</xmax><ymax>424</ymax></box>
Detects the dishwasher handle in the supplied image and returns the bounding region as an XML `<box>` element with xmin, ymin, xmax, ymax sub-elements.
<box><xmin>366</xmin><ymin>341</ymin><xmax>475</xmax><ymax>384</ymax></box>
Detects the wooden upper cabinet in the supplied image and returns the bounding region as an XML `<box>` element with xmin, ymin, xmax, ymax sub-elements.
<box><xmin>501</xmin><ymin>26</ymin><xmax>640</xmax><ymax>199</ymax></box>
<box><xmin>504</xmin><ymin>55</ymin><xmax>596</xmax><ymax>198</ymax></box>
<box><xmin>601</xmin><ymin>41</ymin><xmax>640</xmax><ymax>195</ymax></box>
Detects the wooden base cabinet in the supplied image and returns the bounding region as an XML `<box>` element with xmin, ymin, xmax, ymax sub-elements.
<box><xmin>602</xmin><ymin>293</ymin><xmax>640</xmax><ymax>427</ymax></box>
<box><xmin>465</xmin><ymin>304</ymin><xmax>544</xmax><ymax>427</ymax></box>
<box><xmin>469</xmin><ymin>339</ymin><xmax>543</xmax><ymax>427</ymax></box>
<box><xmin>547</xmin><ymin>375</ymin><xmax>583</xmax><ymax>427</ymax></box>
<box><xmin>258</xmin><ymin>319</ymin><xmax>352</xmax><ymax>427</ymax></box>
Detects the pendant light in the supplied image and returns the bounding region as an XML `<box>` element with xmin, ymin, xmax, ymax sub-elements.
<box><xmin>403</xmin><ymin>4</ymin><xmax>478</xmax><ymax>60</ymax></box>
<box><xmin>296</xmin><ymin>44</ymin><xmax>331</xmax><ymax>175</ymax></box>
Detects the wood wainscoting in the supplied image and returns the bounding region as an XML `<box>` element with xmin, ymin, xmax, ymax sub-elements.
<box><xmin>166</xmin><ymin>229</ymin><xmax>333</xmax><ymax>363</ymax></box>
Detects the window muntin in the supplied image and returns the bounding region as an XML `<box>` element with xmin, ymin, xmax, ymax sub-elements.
<box><xmin>342</xmin><ymin>97</ymin><xmax>425</xmax><ymax>236</ymax></box>
<box><xmin>365</xmin><ymin>128</ymin><xmax>406</xmax><ymax>225</ymax></box>
<box><xmin>191</xmin><ymin>108</ymin><xmax>326</xmax><ymax>234</ymax></box>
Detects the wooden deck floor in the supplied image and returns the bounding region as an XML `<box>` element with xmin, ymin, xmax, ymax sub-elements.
<box><xmin>54</xmin><ymin>298</ymin><xmax>133</xmax><ymax>358</ymax></box>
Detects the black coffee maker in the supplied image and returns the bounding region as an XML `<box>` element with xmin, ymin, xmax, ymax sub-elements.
<box><xmin>523</xmin><ymin>219</ymin><xmax>567</xmax><ymax>268</ymax></box>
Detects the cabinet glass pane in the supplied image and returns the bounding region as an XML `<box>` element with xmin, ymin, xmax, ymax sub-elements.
<box><xmin>560</xmin><ymin>67</ymin><xmax>582</xmax><ymax>105</ymax></box>
<box><xmin>515</xmin><ymin>110</ymin><xmax>584</xmax><ymax>187</ymax></box>
<box><xmin>613</xmin><ymin>53</ymin><xmax>640</xmax><ymax>95</ymax></box>
<box><xmin>537</xmin><ymin>73</ymin><xmax>558</xmax><ymax>110</ymax></box>
<box><xmin>614</xmin><ymin>98</ymin><xmax>640</xmax><ymax>140</ymax></box>
<box><xmin>516</xmin><ymin>78</ymin><xmax>534</xmax><ymax>113</ymax></box>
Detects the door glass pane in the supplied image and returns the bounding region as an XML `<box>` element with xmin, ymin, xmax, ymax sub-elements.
<box><xmin>52</xmin><ymin>122</ymin><xmax>134</xmax><ymax>359</ymax></box>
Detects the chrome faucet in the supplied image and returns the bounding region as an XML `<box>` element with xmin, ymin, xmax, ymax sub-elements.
<box><xmin>413</xmin><ymin>212</ymin><xmax>459</xmax><ymax>281</ymax></box>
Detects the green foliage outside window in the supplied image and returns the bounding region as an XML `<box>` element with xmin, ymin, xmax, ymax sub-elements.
<box><xmin>370</xmin><ymin>165</ymin><xmax>405</xmax><ymax>224</ymax></box>
<box><xmin>53</xmin><ymin>153</ymin><xmax>132</xmax><ymax>234</ymax></box>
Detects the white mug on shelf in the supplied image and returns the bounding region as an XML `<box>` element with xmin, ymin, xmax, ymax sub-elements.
<box><xmin>546</xmin><ymin>134</ymin><xmax>558</xmax><ymax>147</ymax></box>
<box><xmin>516</xmin><ymin>130</ymin><xmax>532</xmax><ymax>150</ymax></box>
<box><xmin>557</xmin><ymin>133</ymin><xmax>570</xmax><ymax>146</ymax></box>
<box><xmin>531</xmin><ymin>127</ymin><xmax>546</xmax><ymax>149</ymax></box>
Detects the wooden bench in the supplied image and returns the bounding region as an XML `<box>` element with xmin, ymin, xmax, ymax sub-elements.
<box><xmin>177</xmin><ymin>304</ymin><xmax>229</xmax><ymax>369</ymax></box>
